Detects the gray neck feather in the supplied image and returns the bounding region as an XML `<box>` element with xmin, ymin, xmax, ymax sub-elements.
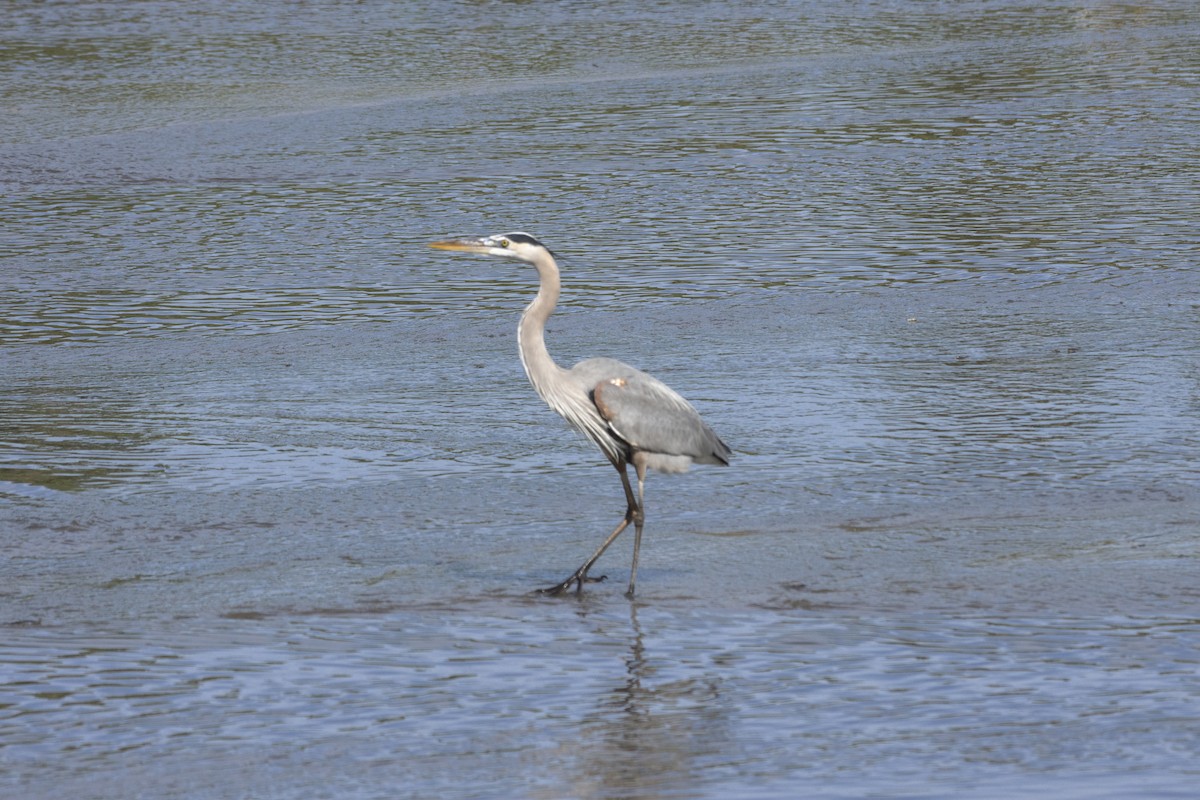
<box><xmin>515</xmin><ymin>249</ymin><xmax>624</xmax><ymax>465</ymax></box>
<box><xmin>517</xmin><ymin>249</ymin><xmax>566</xmax><ymax>402</ymax></box>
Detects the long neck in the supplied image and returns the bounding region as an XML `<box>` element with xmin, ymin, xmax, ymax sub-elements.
<box><xmin>517</xmin><ymin>249</ymin><xmax>567</xmax><ymax>399</ymax></box>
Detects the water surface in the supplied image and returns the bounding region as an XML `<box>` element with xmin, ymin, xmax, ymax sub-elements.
<box><xmin>2</xmin><ymin>2</ymin><xmax>1199</xmax><ymax>798</ymax></box>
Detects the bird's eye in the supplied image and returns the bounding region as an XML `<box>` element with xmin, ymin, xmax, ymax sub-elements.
<box><xmin>498</xmin><ymin>239</ymin><xmax>510</xmax><ymax>248</ymax></box>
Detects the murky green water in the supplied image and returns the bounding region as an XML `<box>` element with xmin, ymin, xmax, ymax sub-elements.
<box><xmin>3</xmin><ymin>2</ymin><xmax>1199</xmax><ymax>798</ymax></box>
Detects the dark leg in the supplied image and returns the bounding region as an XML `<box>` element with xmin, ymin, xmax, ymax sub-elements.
<box><xmin>625</xmin><ymin>457</ymin><xmax>648</xmax><ymax>598</ymax></box>
<box><xmin>537</xmin><ymin>462</ymin><xmax>638</xmax><ymax>596</ymax></box>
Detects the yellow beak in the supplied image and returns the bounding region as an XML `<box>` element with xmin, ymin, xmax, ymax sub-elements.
<box><xmin>428</xmin><ymin>237</ymin><xmax>492</xmax><ymax>253</ymax></box>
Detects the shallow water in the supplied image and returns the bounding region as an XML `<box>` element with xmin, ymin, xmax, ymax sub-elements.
<box><xmin>3</xmin><ymin>1</ymin><xmax>1200</xmax><ymax>798</ymax></box>
<box><xmin>4</xmin><ymin>606</ymin><xmax>1199</xmax><ymax>800</ymax></box>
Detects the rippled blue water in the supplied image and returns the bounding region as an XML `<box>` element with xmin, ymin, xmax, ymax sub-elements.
<box><xmin>3</xmin><ymin>1</ymin><xmax>1199</xmax><ymax>797</ymax></box>
<box><xmin>4</xmin><ymin>606</ymin><xmax>1200</xmax><ymax>799</ymax></box>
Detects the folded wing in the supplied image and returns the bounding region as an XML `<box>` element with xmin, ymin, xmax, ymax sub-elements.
<box><xmin>591</xmin><ymin>372</ymin><xmax>731</xmax><ymax>469</ymax></box>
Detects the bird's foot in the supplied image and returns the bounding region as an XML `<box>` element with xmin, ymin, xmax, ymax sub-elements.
<box><xmin>534</xmin><ymin>573</ymin><xmax>607</xmax><ymax>597</ymax></box>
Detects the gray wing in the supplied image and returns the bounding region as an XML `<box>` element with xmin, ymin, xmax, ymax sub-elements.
<box><xmin>583</xmin><ymin>363</ymin><xmax>731</xmax><ymax>466</ymax></box>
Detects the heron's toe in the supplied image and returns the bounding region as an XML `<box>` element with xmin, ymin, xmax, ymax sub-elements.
<box><xmin>533</xmin><ymin>571</ymin><xmax>608</xmax><ymax>597</ymax></box>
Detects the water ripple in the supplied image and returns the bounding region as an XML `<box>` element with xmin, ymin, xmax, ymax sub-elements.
<box><xmin>3</xmin><ymin>609</ymin><xmax>1199</xmax><ymax>797</ymax></box>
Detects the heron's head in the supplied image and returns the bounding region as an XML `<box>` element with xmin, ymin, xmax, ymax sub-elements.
<box><xmin>428</xmin><ymin>232</ymin><xmax>552</xmax><ymax>262</ymax></box>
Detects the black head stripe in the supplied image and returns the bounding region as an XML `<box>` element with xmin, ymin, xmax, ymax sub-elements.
<box><xmin>502</xmin><ymin>232</ymin><xmax>556</xmax><ymax>258</ymax></box>
<box><xmin>503</xmin><ymin>232</ymin><xmax>544</xmax><ymax>248</ymax></box>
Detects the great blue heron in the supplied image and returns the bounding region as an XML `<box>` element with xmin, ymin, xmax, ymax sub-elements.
<box><xmin>428</xmin><ymin>232</ymin><xmax>731</xmax><ymax>597</ymax></box>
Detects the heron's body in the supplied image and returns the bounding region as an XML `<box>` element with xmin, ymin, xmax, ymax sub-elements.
<box><xmin>429</xmin><ymin>232</ymin><xmax>731</xmax><ymax>597</ymax></box>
